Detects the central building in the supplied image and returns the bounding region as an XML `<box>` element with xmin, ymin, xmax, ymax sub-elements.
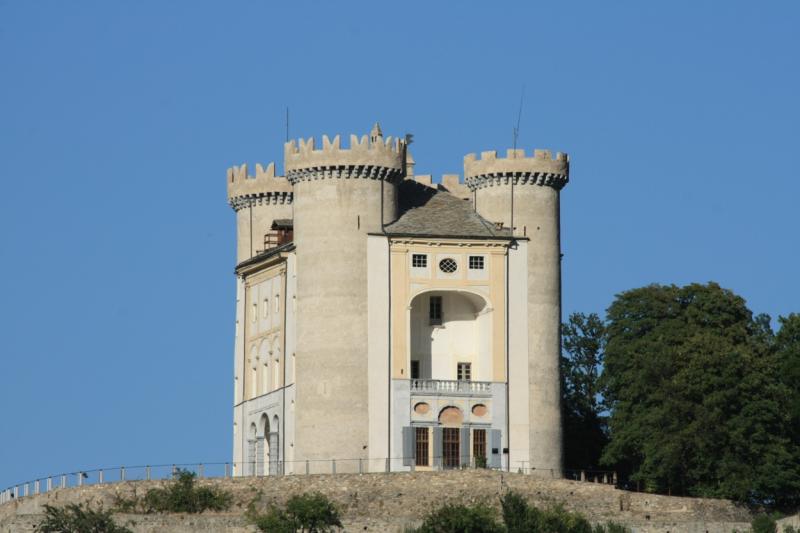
<box><xmin>227</xmin><ymin>124</ymin><xmax>569</xmax><ymax>476</ymax></box>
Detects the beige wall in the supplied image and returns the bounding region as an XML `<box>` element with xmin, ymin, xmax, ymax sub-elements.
<box><xmin>389</xmin><ymin>240</ymin><xmax>508</xmax><ymax>383</ymax></box>
<box><xmin>293</xmin><ymin>179</ymin><xmax>385</xmax><ymax>469</ymax></box>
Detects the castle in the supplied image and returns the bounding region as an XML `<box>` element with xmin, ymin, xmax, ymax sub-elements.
<box><xmin>227</xmin><ymin>124</ymin><xmax>569</xmax><ymax>476</ymax></box>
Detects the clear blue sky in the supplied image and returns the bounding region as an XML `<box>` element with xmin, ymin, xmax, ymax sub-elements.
<box><xmin>1</xmin><ymin>1</ymin><xmax>798</xmax><ymax>488</ymax></box>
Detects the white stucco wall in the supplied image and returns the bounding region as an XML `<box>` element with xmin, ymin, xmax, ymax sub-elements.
<box><xmin>367</xmin><ymin>235</ymin><xmax>390</xmax><ymax>472</ymax></box>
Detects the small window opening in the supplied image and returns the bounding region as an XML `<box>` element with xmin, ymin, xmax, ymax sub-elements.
<box><xmin>263</xmin><ymin>298</ymin><xmax>269</xmax><ymax>318</ymax></box>
<box><xmin>457</xmin><ymin>362</ymin><xmax>472</xmax><ymax>381</ymax></box>
<box><xmin>274</xmin><ymin>295</ymin><xmax>280</xmax><ymax>313</ymax></box>
<box><xmin>429</xmin><ymin>296</ymin><xmax>443</xmax><ymax>326</ymax></box>
<box><xmin>410</xmin><ymin>360</ymin><xmax>420</xmax><ymax>379</ymax></box>
<box><xmin>251</xmin><ymin>303</ymin><xmax>257</xmax><ymax>323</ymax></box>
<box><xmin>468</xmin><ymin>256</ymin><xmax>485</xmax><ymax>270</ymax></box>
<box><xmin>439</xmin><ymin>257</ymin><xmax>458</xmax><ymax>273</ymax></box>
<box><xmin>412</xmin><ymin>254</ymin><xmax>427</xmax><ymax>268</ymax></box>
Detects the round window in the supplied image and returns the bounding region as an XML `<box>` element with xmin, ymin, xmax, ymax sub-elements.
<box><xmin>439</xmin><ymin>258</ymin><xmax>458</xmax><ymax>273</ymax></box>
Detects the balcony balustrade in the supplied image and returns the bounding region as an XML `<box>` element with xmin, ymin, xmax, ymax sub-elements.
<box><xmin>410</xmin><ymin>379</ymin><xmax>492</xmax><ymax>396</ymax></box>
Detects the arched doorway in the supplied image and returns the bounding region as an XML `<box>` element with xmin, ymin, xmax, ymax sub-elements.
<box><xmin>257</xmin><ymin>414</ymin><xmax>269</xmax><ymax>476</ymax></box>
<box><xmin>269</xmin><ymin>415</ymin><xmax>280</xmax><ymax>475</ymax></box>
<box><xmin>438</xmin><ymin>406</ymin><xmax>464</xmax><ymax>469</ymax></box>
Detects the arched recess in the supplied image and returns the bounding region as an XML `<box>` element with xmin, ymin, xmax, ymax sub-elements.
<box><xmin>258</xmin><ymin>340</ymin><xmax>270</xmax><ymax>396</ymax></box>
<box><xmin>248</xmin><ymin>346</ymin><xmax>258</xmax><ymax>400</ymax></box>
<box><xmin>272</xmin><ymin>337</ymin><xmax>282</xmax><ymax>391</ymax></box>
<box><xmin>269</xmin><ymin>414</ymin><xmax>280</xmax><ymax>475</ymax></box>
<box><xmin>408</xmin><ymin>289</ymin><xmax>492</xmax><ymax>382</ymax></box>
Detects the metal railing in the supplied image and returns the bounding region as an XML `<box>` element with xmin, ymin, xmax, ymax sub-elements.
<box><xmin>0</xmin><ymin>459</ymin><xmax>618</xmax><ymax>506</ymax></box>
<box><xmin>411</xmin><ymin>379</ymin><xmax>492</xmax><ymax>395</ymax></box>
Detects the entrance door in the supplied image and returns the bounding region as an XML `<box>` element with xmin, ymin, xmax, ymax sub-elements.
<box><xmin>443</xmin><ymin>427</ymin><xmax>460</xmax><ymax>468</ymax></box>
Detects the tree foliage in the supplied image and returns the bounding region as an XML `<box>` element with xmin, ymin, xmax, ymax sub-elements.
<box><xmin>140</xmin><ymin>469</ymin><xmax>232</xmax><ymax>514</ymax></box>
<box><xmin>35</xmin><ymin>503</ymin><xmax>132</xmax><ymax>533</ymax></box>
<box><xmin>249</xmin><ymin>492</ymin><xmax>342</xmax><ymax>533</ymax></box>
<box><xmin>501</xmin><ymin>490</ymin><xmax>629</xmax><ymax>533</ymax></box>
<box><xmin>561</xmin><ymin>312</ymin><xmax>609</xmax><ymax>470</ymax></box>
<box><xmin>598</xmin><ymin>282</ymin><xmax>800</xmax><ymax>507</ymax></box>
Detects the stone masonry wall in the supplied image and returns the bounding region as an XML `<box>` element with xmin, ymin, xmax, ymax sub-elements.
<box><xmin>0</xmin><ymin>470</ymin><xmax>753</xmax><ymax>532</ymax></box>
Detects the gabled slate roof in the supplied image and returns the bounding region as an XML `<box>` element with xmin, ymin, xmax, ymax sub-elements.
<box><xmin>384</xmin><ymin>180</ymin><xmax>512</xmax><ymax>239</ymax></box>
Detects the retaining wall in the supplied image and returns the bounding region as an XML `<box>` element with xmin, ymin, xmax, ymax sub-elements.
<box><xmin>0</xmin><ymin>470</ymin><xmax>753</xmax><ymax>532</ymax></box>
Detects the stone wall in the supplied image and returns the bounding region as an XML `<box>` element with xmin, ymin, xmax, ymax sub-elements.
<box><xmin>0</xmin><ymin>470</ymin><xmax>753</xmax><ymax>532</ymax></box>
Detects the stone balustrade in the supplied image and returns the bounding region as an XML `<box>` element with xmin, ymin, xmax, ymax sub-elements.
<box><xmin>410</xmin><ymin>379</ymin><xmax>492</xmax><ymax>396</ymax></box>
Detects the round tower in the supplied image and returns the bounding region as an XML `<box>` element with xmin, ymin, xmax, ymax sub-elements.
<box><xmin>227</xmin><ymin>162</ymin><xmax>294</xmax><ymax>263</ymax></box>
<box><xmin>285</xmin><ymin>125</ymin><xmax>405</xmax><ymax>470</ymax></box>
<box><xmin>465</xmin><ymin>148</ymin><xmax>569</xmax><ymax>477</ymax></box>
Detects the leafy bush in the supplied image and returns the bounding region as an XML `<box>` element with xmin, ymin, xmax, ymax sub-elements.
<box><xmin>249</xmin><ymin>492</ymin><xmax>342</xmax><ymax>532</ymax></box>
<box><xmin>751</xmin><ymin>513</ymin><xmax>778</xmax><ymax>533</ymax></box>
<box><xmin>35</xmin><ymin>503</ymin><xmax>132</xmax><ymax>533</ymax></box>
<box><xmin>500</xmin><ymin>490</ymin><xmax>630</xmax><ymax>533</ymax></box>
<box><xmin>141</xmin><ymin>469</ymin><xmax>232</xmax><ymax>514</ymax></box>
<box><xmin>410</xmin><ymin>503</ymin><xmax>503</xmax><ymax>533</ymax></box>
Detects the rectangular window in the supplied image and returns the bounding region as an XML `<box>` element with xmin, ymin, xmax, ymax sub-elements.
<box><xmin>415</xmin><ymin>427</ymin><xmax>429</xmax><ymax>466</ymax></box>
<box><xmin>468</xmin><ymin>255</ymin><xmax>485</xmax><ymax>270</ymax></box>
<box><xmin>429</xmin><ymin>296</ymin><xmax>442</xmax><ymax>326</ymax></box>
<box><xmin>410</xmin><ymin>360</ymin><xmax>420</xmax><ymax>379</ymax></box>
<box><xmin>251</xmin><ymin>303</ymin><xmax>257</xmax><ymax>323</ymax></box>
<box><xmin>473</xmin><ymin>429</ymin><xmax>487</xmax><ymax>465</ymax></box>
<box><xmin>457</xmin><ymin>362</ymin><xmax>472</xmax><ymax>381</ymax></box>
<box><xmin>274</xmin><ymin>294</ymin><xmax>280</xmax><ymax>313</ymax></box>
<box><xmin>263</xmin><ymin>299</ymin><xmax>269</xmax><ymax>318</ymax></box>
<box><xmin>443</xmin><ymin>427</ymin><xmax>460</xmax><ymax>468</ymax></box>
<box><xmin>412</xmin><ymin>254</ymin><xmax>427</xmax><ymax>268</ymax></box>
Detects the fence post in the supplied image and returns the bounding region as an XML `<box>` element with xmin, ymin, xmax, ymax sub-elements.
<box><xmin>385</xmin><ymin>457</ymin><xmax>390</xmax><ymax>473</ymax></box>
<box><xmin>146</xmin><ymin>465</ymin><xmax>151</xmax><ymax>481</ymax></box>
<box><xmin>61</xmin><ymin>475</ymin><xmax>66</xmax><ymax>488</ymax></box>
<box><xmin>224</xmin><ymin>463</ymin><xmax>230</xmax><ymax>478</ymax></box>
<box><xmin>47</xmin><ymin>477</ymin><xmax>52</xmax><ymax>492</ymax></box>
<box><xmin>77</xmin><ymin>473</ymin><xmax>83</xmax><ymax>487</ymax></box>
<box><xmin>120</xmin><ymin>466</ymin><xmax>126</xmax><ymax>482</ymax></box>
<box><xmin>305</xmin><ymin>460</ymin><xmax>309</xmax><ymax>475</ymax></box>
<box><xmin>580</xmin><ymin>470</ymin><xmax>586</xmax><ymax>482</ymax></box>
<box><xmin>24</xmin><ymin>483</ymin><xmax>29</xmax><ymax>497</ymax></box>
<box><xmin>331</xmin><ymin>460</ymin><xmax>336</xmax><ymax>474</ymax></box>
<box><xmin>358</xmin><ymin>458</ymin><xmax>363</xmax><ymax>474</ymax></box>
<box><xmin>198</xmin><ymin>464</ymin><xmax>204</xmax><ymax>479</ymax></box>
<box><xmin>33</xmin><ymin>480</ymin><xmax>39</xmax><ymax>495</ymax></box>
<box><xmin>98</xmin><ymin>470</ymin><xmax>104</xmax><ymax>485</ymax></box>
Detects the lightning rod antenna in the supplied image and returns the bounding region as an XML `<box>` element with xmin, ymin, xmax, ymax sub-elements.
<box><xmin>285</xmin><ymin>107</ymin><xmax>289</xmax><ymax>143</ymax></box>
<box><xmin>510</xmin><ymin>85</ymin><xmax>525</xmax><ymax>234</ymax></box>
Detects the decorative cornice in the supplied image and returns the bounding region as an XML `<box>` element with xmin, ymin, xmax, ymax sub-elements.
<box><xmin>229</xmin><ymin>191</ymin><xmax>293</xmax><ymax>211</ymax></box>
<box><xmin>284</xmin><ymin>125</ymin><xmax>405</xmax><ymax>185</ymax></box>
<box><xmin>464</xmin><ymin>148</ymin><xmax>569</xmax><ymax>191</ymax></box>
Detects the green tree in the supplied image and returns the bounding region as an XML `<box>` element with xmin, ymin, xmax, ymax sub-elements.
<box><xmin>561</xmin><ymin>312</ymin><xmax>609</xmax><ymax>470</ymax></box>
<box><xmin>600</xmin><ymin>282</ymin><xmax>800</xmax><ymax>506</ymax></box>
<box><xmin>142</xmin><ymin>469</ymin><xmax>232</xmax><ymax>514</ymax></box>
<box><xmin>774</xmin><ymin>313</ymin><xmax>800</xmax><ymax>509</ymax></box>
<box><xmin>250</xmin><ymin>492</ymin><xmax>342</xmax><ymax>533</ymax></box>
<box><xmin>410</xmin><ymin>503</ymin><xmax>503</xmax><ymax>533</ymax></box>
<box><xmin>35</xmin><ymin>503</ymin><xmax>132</xmax><ymax>533</ymax></box>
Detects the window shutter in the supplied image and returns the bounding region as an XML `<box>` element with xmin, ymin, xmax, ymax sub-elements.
<box><xmin>490</xmin><ymin>429</ymin><xmax>502</xmax><ymax>469</ymax></box>
<box><xmin>460</xmin><ymin>427</ymin><xmax>471</xmax><ymax>467</ymax></box>
<box><xmin>402</xmin><ymin>427</ymin><xmax>414</xmax><ymax>466</ymax></box>
<box><xmin>432</xmin><ymin>426</ymin><xmax>443</xmax><ymax>469</ymax></box>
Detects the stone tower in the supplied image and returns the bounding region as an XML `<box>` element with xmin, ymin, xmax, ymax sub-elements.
<box><xmin>285</xmin><ymin>126</ymin><xmax>406</xmax><ymax>470</ymax></box>
<box><xmin>464</xmin><ymin>148</ymin><xmax>569</xmax><ymax>476</ymax></box>
<box><xmin>227</xmin><ymin>162</ymin><xmax>293</xmax><ymax>263</ymax></box>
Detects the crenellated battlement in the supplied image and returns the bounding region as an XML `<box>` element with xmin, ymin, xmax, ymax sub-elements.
<box><xmin>227</xmin><ymin>162</ymin><xmax>293</xmax><ymax>211</ymax></box>
<box><xmin>463</xmin><ymin>148</ymin><xmax>569</xmax><ymax>191</ymax></box>
<box><xmin>284</xmin><ymin>124</ymin><xmax>406</xmax><ymax>184</ymax></box>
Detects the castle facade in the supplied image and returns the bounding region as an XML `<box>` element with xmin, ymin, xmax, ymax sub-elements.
<box><xmin>227</xmin><ymin>124</ymin><xmax>569</xmax><ymax>476</ymax></box>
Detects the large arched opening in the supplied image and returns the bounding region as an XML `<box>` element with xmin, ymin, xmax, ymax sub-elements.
<box><xmin>408</xmin><ymin>290</ymin><xmax>492</xmax><ymax>384</ymax></box>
